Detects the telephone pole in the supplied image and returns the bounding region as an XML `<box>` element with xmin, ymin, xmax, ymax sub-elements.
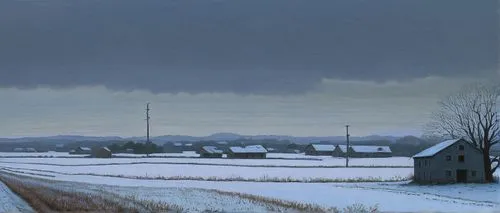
<box><xmin>146</xmin><ymin>103</ymin><xmax>151</xmax><ymax>144</ymax></box>
<box><xmin>345</xmin><ymin>125</ymin><xmax>350</xmax><ymax>167</ymax></box>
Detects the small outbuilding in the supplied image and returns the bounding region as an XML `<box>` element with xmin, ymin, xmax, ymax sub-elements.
<box><xmin>304</xmin><ymin>144</ymin><xmax>336</xmax><ymax>156</ymax></box>
<box><xmin>413</xmin><ymin>139</ymin><xmax>485</xmax><ymax>184</ymax></box>
<box><xmin>228</xmin><ymin>145</ymin><xmax>267</xmax><ymax>159</ymax></box>
<box><xmin>92</xmin><ymin>147</ymin><xmax>112</xmax><ymax>158</ymax></box>
<box><xmin>71</xmin><ymin>147</ymin><xmax>92</xmax><ymax>155</ymax></box>
<box><xmin>199</xmin><ymin>146</ymin><xmax>224</xmax><ymax>158</ymax></box>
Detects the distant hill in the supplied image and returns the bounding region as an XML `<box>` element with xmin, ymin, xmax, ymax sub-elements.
<box><xmin>0</xmin><ymin>133</ymin><xmax>401</xmax><ymax>144</ymax></box>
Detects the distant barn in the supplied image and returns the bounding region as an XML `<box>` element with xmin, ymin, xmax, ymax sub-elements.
<box><xmin>413</xmin><ymin>139</ymin><xmax>484</xmax><ymax>184</ymax></box>
<box><xmin>92</xmin><ymin>147</ymin><xmax>112</xmax><ymax>158</ymax></box>
<box><xmin>199</xmin><ymin>146</ymin><xmax>223</xmax><ymax>158</ymax></box>
<box><xmin>70</xmin><ymin>147</ymin><xmax>92</xmax><ymax>155</ymax></box>
<box><xmin>333</xmin><ymin>145</ymin><xmax>392</xmax><ymax>158</ymax></box>
<box><xmin>304</xmin><ymin>144</ymin><xmax>335</xmax><ymax>156</ymax></box>
<box><xmin>227</xmin><ymin>145</ymin><xmax>267</xmax><ymax>159</ymax></box>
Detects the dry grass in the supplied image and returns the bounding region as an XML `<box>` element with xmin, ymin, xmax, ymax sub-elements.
<box><xmin>87</xmin><ymin>174</ymin><xmax>411</xmax><ymax>183</ymax></box>
<box><xmin>2</xmin><ymin>167</ymin><xmax>410</xmax><ymax>183</ymax></box>
<box><xmin>0</xmin><ymin>160</ymin><xmax>413</xmax><ymax>168</ymax></box>
<box><xmin>202</xmin><ymin>189</ymin><xmax>379</xmax><ymax>213</ymax></box>
<box><xmin>208</xmin><ymin>189</ymin><xmax>338</xmax><ymax>213</ymax></box>
<box><xmin>0</xmin><ymin>171</ymin><xmax>380</xmax><ymax>213</ymax></box>
<box><xmin>0</xmin><ymin>172</ymin><xmax>180</xmax><ymax>213</ymax></box>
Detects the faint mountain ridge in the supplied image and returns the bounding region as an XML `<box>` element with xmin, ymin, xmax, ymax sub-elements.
<box><xmin>0</xmin><ymin>133</ymin><xmax>402</xmax><ymax>144</ymax></box>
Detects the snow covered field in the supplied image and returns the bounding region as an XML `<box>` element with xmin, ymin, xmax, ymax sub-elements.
<box><xmin>2</xmin><ymin>169</ymin><xmax>499</xmax><ymax>213</ymax></box>
<box><xmin>1</xmin><ymin>156</ymin><xmax>499</xmax><ymax>212</ymax></box>
<box><xmin>0</xmin><ymin>151</ymin><xmax>87</xmax><ymax>158</ymax></box>
<box><xmin>0</xmin><ymin>154</ymin><xmax>414</xmax><ymax>167</ymax></box>
<box><xmin>0</xmin><ymin>156</ymin><xmax>413</xmax><ymax>181</ymax></box>
<box><xmin>1</xmin><ymin>163</ymin><xmax>412</xmax><ymax>182</ymax></box>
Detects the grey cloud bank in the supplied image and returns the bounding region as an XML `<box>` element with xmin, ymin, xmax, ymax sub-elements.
<box><xmin>0</xmin><ymin>77</ymin><xmax>477</xmax><ymax>137</ymax></box>
<box><xmin>0</xmin><ymin>0</ymin><xmax>497</xmax><ymax>94</ymax></box>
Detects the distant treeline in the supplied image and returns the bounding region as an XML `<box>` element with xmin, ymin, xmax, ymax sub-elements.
<box><xmin>108</xmin><ymin>141</ymin><xmax>163</xmax><ymax>154</ymax></box>
<box><xmin>0</xmin><ymin>135</ymin><xmax>442</xmax><ymax>157</ymax></box>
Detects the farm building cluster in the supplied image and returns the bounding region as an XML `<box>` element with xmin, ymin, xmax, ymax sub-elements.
<box><xmin>198</xmin><ymin>143</ymin><xmax>393</xmax><ymax>159</ymax></box>
<box><xmin>304</xmin><ymin>144</ymin><xmax>393</xmax><ymax>158</ymax></box>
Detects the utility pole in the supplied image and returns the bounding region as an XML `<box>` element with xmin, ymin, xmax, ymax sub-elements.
<box><xmin>146</xmin><ymin>103</ymin><xmax>151</xmax><ymax>144</ymax></box>
<box><xmin>346</xmin><ymin>125</ymin><xmax>350</xmax><ymax>167</ymax></box>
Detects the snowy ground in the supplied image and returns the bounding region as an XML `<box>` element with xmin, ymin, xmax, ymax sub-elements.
<box><xmin>1</xmin><ymin>172</ymin><xmax>323</xmax><ymax>213</ymax></box>
<box><xmin>2</xmin><ymin>169</ymin><xmax>499</xmax><ymax>213</ymax></box>
<box><xmin>0</xmin><ymin>181</ymin><xmax>34</xmax><ymax>213</ymax></box>
<box><xmin>0</xmin><ymin>151</ymin><xmax>87</xmax><ymax>158</ymax></box>
<box><xmin>1</xmin><ymin>156</ymin><xmax>499</xmax><ymax>212</ymax></box>
<box><xmin>0</xmin><ymin>154</ymin><xmax>414</xmax><ymax>167</ymax></box>
<box><xmin>0</xmin><ymin>163</ymin><xmax>412</xmax><ymax>181</ymax></box>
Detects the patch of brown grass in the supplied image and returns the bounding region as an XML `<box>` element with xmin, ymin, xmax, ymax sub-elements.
<box><xmin>0</xmin><ymin>173</ymin><xmax>179</xmax><ymax>213</ymax></box>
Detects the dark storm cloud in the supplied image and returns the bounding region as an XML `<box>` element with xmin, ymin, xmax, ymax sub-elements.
<box><xmin>0</xmin><ymin>0</ymin><xmax>497</xmax><ymax>94</ymax></box>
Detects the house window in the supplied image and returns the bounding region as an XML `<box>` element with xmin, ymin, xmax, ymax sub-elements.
<box><xmin>418</xmin><ymin>161</ymin><xmax>421</xmax><ymax>168</ymax></box>
<box><xmin>472</xmin><ymin>171</ymin><xmax>477</xmax><ymax>177</ymax></box>
<box><xmin>445</xmin><ymin>170</ymin><xmax>452</xmax><ymax>177</ymax></box>
<box><xmin>446</xmin><ymin>156</ymin><xmax>451</xmax><ymax>161</ymax></box>
<box><xmin>459</xmin><ymin>145</ymin><xmax>464</xmax><ymax>150</ymax></box>
<box><xmin>424</xmin><ymin>160</ymin><xmax>428</xmax><ymax>166</ymax></box>
<box><xmin>458</xmin><ymin>155</ymin><xmax>465</xmax><ymax>162</ymax></box>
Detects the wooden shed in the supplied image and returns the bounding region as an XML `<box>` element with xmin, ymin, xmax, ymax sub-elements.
<box><xmin>92</xmin><ymin>147</ymin><xmax>112</xmax><ymax>158</ymax></box>
<box><xmin>304</xmin><ymin>144</ymin><xmax>335</xmax><ymax>156</ymax></box>
<box><xmin>227</xmin><ymin>145</ymin><xmax>267</xmax><ymax>159</ymax></box>
<box><xmin>199</xmin><ymin>146</ymin><xmax>224</xmax><ymax>158</ymax></box>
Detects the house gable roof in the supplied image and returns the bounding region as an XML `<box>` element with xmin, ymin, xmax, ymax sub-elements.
<box><xmin>309</xmin><ymin>144</ymin><xmax>335</xmax><ymax>152</ymax></box>
<box><xmin>229</xmin><ymin>145</ymin><xmax>267</xmax><ymax>153</ymax></box>
<box><xmin>201</xmin><ymin>146</ymin><xmax>224</xmax><ymax>154</ymax></box>
<box><xmin>413</xmin><ymin>139</ymin><xmax>468</xmax><ymax>158</ymax></box>
<box><xmin>78</xmin><ymin>147</ymin><xmax>91</xmax><ymax>151</ymax></box>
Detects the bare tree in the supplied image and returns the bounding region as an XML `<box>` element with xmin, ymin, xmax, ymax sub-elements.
<box><xmin>425</xmin><ymin>83</ymin><xmax>500</xmax><ymax>182</ymax></box>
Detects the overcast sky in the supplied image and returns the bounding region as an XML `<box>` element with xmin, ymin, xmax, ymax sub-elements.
<box><xmin>0</xmin><ymin>0</ymin><xmax>498</xmax><ymax>137</ymax></box>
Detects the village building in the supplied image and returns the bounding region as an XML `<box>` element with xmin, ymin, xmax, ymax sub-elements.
<box><xmin>13</xmin><ymin>148</ymin><xmax>37</xmax><ymax>152</ymax></box>
<box><xmin>333</xmin><ymin>145</ymin><xmax>392</xmax><ymax>158</ymax></box>
<box><xmin>92</xmin><ymin>147</ymin><xmax>112</xmax><ymax>158</ymax></box>
<box><xmin>55</xmin><ymin>144</ymin><xmax>65</xmax><ymax>152</ymax></box>
<box><xmin>70</xmin><ymin>147</ymin><xmax>92</xmax><ymax>155</ymax></box>
<box><xmin>199</xmin><ymin>146</ymin><xmax>224</xmax><ymax>158</ymax></box>
<box><xmin>304</xmin><ymin>144</ymin><xmax>336</xmax><ymax>156</ymax></box>
<box><xmin>163</xmin><ymin>142</ymin><xmax>184</xmax><ymax>153</ymax></box>
<box><xmin>13</xmin><ymin>148</ymin><xmax>24</xmax><ymax>152</ymax></box>
<box><xmin>25</xmin><ymin>148</ymin><xmax>37</xmax><ymax>153</ymax></box>
<box><xmin>413</xmin><ymin>139</ymin><xmax>485</xmax><ymax>184</ymax></box>
<box><xmin>227</xmin><ymin>145</ymin><xmax>267</xmax><ymax>159</ymax></box>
